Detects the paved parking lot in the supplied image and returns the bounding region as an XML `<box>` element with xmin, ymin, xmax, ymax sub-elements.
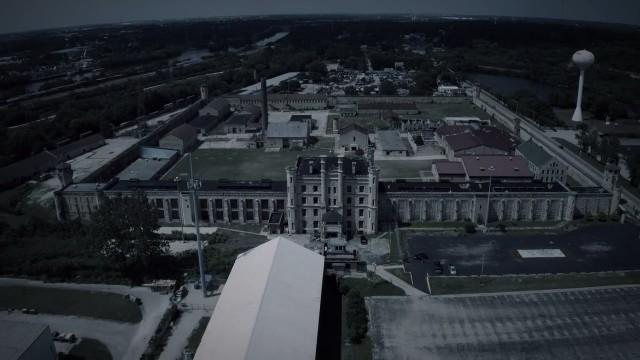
<box><xmin>367</xmin><ymin>286</ymin><xmax>640</xmax><ymax>360</ymax></box>
<box><xmin>403</xmin><ymin>224</ymin><xmax>640</xmax><ymax>291</ymax></box>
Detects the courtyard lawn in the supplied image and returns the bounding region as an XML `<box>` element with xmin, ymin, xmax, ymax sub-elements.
<box><xmin>418</xmin><ymin>101</ymin><xmax>489</xmax><ymax>120</ymax></box>
<box><xmin>387</xmin><ymin>268</ymin><xmax>413</xmax><ymax>285</ymax></box>
<box><xmin>339</xmin><ymin>116</ymin><xmax>391</xmax><ymax>131</ymax></box>
<box><xmin>162</xmin><ymin>139</ymin><xmax>335</xmax><ymax>181</ymax></box>
<box><xmin>0</xmin><ymin>285</ymin><xmax>142</xmax><ymax>323</ymax></box>
<box><xmin>339</xmin><ymin>277</ymin><xmax>405</xmax><ymax>297</ymax></box>
<box><xmin>429</xmin><ymin>271</ymin><xmax>640</xmax><ymax>295</ymax></box>
<box><xmin>376</xmin><ymin>160</ymin><xmax>433</xmax><ymax>180</ymax></box>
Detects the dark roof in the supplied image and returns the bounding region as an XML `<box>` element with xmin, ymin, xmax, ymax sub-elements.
<box><xmin>202</xmin><ymin>98</ymin><xmax>229</xmax><ymax>113</ymax></box>
<box><xmin>461</xmin><ymin>155</ymin><xmax>532</xmax><ymax>178</ymax></box>
<box><xmin>165</xmin><ymin>124</ymin><xmax>197</xmax><ymax>143</ymax></box>
<box><xmin>226</xmin><ymin>113</ymin><xmax>260</xmax><ymax>126</ymax></box>
<box><xmin>189</xmin><ymin>115</ymin><xmax>217</xmax><ymax>129</ymax></box>
<box><xmin>472</xmin><ymin>127</ymin><xmax>518</xmax><ymax>152</ymax></box>
<box><xmin>339</xmin><ymin>123</ymin><xmax>369</xmax><ymax>135</ymax></box>
<box><xmin>380</xmin><ymin>180</ymin><xmax>567</xmax><ymax>193</ymax></box>
<box><xmin>290</xmin><ymin>114</ymin><xmax>312</xmax><ymax>122</ymax></box>
<box><xmin>268</xmin><ymin>211</ymin><xmax>285</xmax><ymax>224</ymax></box>
<box><xmin>443</xmin><ymin>132</ymin><xmax>482</xmax><ymax>151</ymax></box>
<box><xmin>51</xmin><ymin>133</ymin><xmax>105</xmax><ymax>157</ymax></box>
<box><xmin>433</xmin><ymin>161</ymin><xmax>466</xmax><ymax>175</ymax></box>
<box><xmin>435</xmin><ymin>125</ymin><xmax>472</xmax><ymax>137</ymax></box>
<box><xmin>296</xmin><ymin>156</ymin><xmax>369</xmax><ymax>176</ymax></box>
<box><xmin>516</xmin><ymin>140</ymin><xmax>552</xmax><ymax>167</ymax></box>
<box><xmin>358</xmin><ymin>102</ymin><xmax>417</xmax><ymax>111</ymax></box>
<box><xmin>442</xmin><ymin>126</ymin><xmax>517</xmax><ymax>152</ymax></box>
<box><xmin>322</xmin><ymin>210</ymin><xmax>342</xmax><ymax>224</ymax></box>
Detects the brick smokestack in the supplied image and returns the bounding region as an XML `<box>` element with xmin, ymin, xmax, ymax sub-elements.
<box><xmin>261</xmin><ymin>77</ymin><xmax>268</xmax><ymax>135</ymax></box>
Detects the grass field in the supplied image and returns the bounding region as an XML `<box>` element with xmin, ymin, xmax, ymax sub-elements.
<box><xmin>376</xmin><ymin>160</ymin><xmax>433</xmax><ymax>180</ymax></box>
<box><xmin>185</xmin><ymin>316</ymin><xmax>210</xmax><ymax>354</ymax></box>
<box><xmin>0</xmin><ymin>285</ymin><xmax>142</xmax><ymax>323</ymax></box>
<box><xmin>162</xmin><ymin>138</ymin><xmax>335</xmax><ymax>181</ymax></box>
<box><xmin>417</xmin><ymin>101</ymin><xmax>489</xmax><ymax>120</ymax></box>
<box><xmin>339</xmin><ymin>277</ymin><xmax>405</xmax><ymax>297</ymax></box>
<box><xmin>68</xmin><ymin>338</ymin><xmax>113</xmax><ymax>360</ymax></box>
<box><xmin>339</xmin><ymin>116</ymin><xmax>391</xmax><ymax>131</ymax></box>
<box><xmin>429</xmin><ymin>271</ymin><xmax>640</xmax><ymax>295</ymax></box>
<box><xmin>387</xmin><ymin>268</ymin><xmax>412</xmax><ymax>284</ymax></box>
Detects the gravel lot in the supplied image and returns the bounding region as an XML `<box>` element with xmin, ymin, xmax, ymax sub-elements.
<box><xmin>367</xmin><ymin>286</ymin><xmax>640</xmax><ymax>360</ymax></box>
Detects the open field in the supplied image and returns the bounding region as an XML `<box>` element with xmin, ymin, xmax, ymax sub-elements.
<box><xmin>162</xmin><ymin>138</ymin><xmax>335</xmax><ymax>181</ymax></box>
<box><xmin>429</xmin><ymin>271</ymin><xmax>640</xmax><ymax>295</ymax></box>
<box><xmin>417</xmin><ymin>101</ymin><xmax>489</xmax><ymax>120</ymax></box>
<box><xmin>0</xmin><ymin>285</ymin><xmax>142</xmax><ymax>323</ymax></box>
<box><xmin>376</xmin><ymin>160</ymin><xmax>432</xmax><ymax>180</ymax></box>
<box><xmin>368</xmin><ymin>286</ymin><xmax>640</xmax><ymax>360</ymax></box>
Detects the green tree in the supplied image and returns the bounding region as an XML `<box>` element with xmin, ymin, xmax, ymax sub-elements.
<box><xmin>380</xmin><ymin>80</ymin><xmax>397</xmax><ymax>95</ymax></box>
<box><xmin>91</xmin><ymin>193</ymin><xmax>166</xmax><ymax>281</ymax></box>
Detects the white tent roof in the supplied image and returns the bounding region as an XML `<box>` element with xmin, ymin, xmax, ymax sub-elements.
<box><xmin>194</xmin><ymin>237</ymin><xmax>324</xmax><ymax>360</ymax></box>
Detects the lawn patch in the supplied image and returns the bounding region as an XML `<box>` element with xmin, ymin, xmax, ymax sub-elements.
<box><xmin>429</xmin><ymin>271</ymin><xmax>640</xmax><ymax>295</ymax></box>
<box><xmin>0</xmin><ymin>285</ymin><xmax>142</xmax><ymax>323</ymax></box>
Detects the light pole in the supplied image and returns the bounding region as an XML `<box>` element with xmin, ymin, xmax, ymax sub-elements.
<box><xmin>187</xmin><ymin>153</ymin><xmax>207</xmax><ymax>297</ymax></box>
<box><xmin>174</xmin><ymin>176</ymin><xmax>185</xmax><ymax>242</ymax></box>
<box><xmin>484</xmin><ymin>166</ymin><xmax>496</xmax><ymax>230</ymax></box>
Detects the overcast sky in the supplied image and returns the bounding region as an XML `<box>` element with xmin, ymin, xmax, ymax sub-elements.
<box><xmin>2</xmin><ymin>0</ymin><xmax>639</xmax><ymax>34</ymax></box>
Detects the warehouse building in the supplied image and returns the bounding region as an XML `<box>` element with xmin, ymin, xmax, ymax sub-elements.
<box><xmin>0</xmin><ymin>320</ymin><xmax>56</xmax><ymax>360</ymax></box>
<box><xmin>158</xmin><ymin>124</ymin><xmax>198</xmax><ymax>154</ymax></box>
<box><xmin>194</xmin><ymin>237</ymin><xmax>324</xmax><ymax>360</ymax></box>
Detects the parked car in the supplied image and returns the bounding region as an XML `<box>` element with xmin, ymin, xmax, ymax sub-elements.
<box><xmin>449</xmin><ymin>265</ymin><xmax>457</xmax><ymax>275</ymax></box>
<box><xmin>413</xmin><ymin>252</ymin><xmax>429</xmax><ymax>262</ymax></box>
<box><xmin>360</xmin><ymin>235</ymin><xmax>368</xmax><ymax>245</ymax></box>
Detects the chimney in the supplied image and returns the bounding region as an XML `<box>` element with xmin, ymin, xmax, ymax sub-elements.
<box><xmin>261</xmin><ymin>77</ymin><xmax>268</xmax><ymax>135</ymax></box>
<box><xmin>199</xmin><ymin>84</ymin><xmax>208</xmax><ymax>101</ymax></box>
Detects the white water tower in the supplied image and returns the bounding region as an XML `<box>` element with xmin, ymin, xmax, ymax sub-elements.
<box><xmin>571</xmin><ymin>49</ymin><xmax>595</xmax><ymax>122</ymax></box>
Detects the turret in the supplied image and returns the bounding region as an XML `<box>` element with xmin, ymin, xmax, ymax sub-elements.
<box><xmin>56</xmin><ymin>162</ymin><xmax>73</xmax><ymax>188</ymax></box>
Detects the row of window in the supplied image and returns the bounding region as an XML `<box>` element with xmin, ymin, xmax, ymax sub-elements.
<box><xmin>300</xmin><ymin>196</ymin><xmax>368</xmax><ymax>205</ymax></box>
<box><xmin>300</xmin><ymin>220</ymin><xmax>365</xmax><ymax>231</ymax></box>
<box><xmin>154</xmin><ymin>198</ymin><xmax>284</xmax><ymax>222</ymax></box>
<box><xmin>301</xmin><ymin>208</ymin><xmax>367</xmax><ymax>218</ymax></box>
<box><xmin>300</xmin><ymin>184</ymin><xmax>368</xmax><ymax>193</ymax></box>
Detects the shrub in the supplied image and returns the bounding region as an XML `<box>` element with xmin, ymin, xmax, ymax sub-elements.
<box><xmin>464</xmin><ymin>223</ymin><xmax>476</xmax><ymax>234</ymax></box>
<box><xmin>345</xmin><ymin>290</ymin><xmax>368</xmax><ymax>344</ymax></box>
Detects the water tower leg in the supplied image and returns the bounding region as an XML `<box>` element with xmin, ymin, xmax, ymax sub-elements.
<box><xmin>572</xmin><ymin>70</ymin><xmax>585</xmax><ymax>122</ymax></box>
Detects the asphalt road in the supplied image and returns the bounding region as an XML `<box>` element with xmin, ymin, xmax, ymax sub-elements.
<box><xmin>403</xmin><ymin>224</ymin><xmax>640</xmax><ymax>291</ymax></box>
<box><xmin>367</xmin><ymin>286</ymin><xmax>640</xmax><ymax>360</ymax></box>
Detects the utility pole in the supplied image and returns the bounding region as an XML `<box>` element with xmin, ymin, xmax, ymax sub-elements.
<box><xmin>188</xmin><ymin>153</ymin><xmax>207</xmax><ymax>297</ymax></box>
<box><xmin>484</xmin><ymin>166</ymin><xmax>495</xmax><ymax>231</ymax></box>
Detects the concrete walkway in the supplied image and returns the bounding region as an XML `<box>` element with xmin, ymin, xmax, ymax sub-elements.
<box><xmin>158</xmin><ymin>283</ymin><xmax>219</xmax><ymax>360</ymax></box>
<box><xmin>367</xmin><ymin>265</ymin><xmax>427</xmax><ymax>296</ymax></box>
